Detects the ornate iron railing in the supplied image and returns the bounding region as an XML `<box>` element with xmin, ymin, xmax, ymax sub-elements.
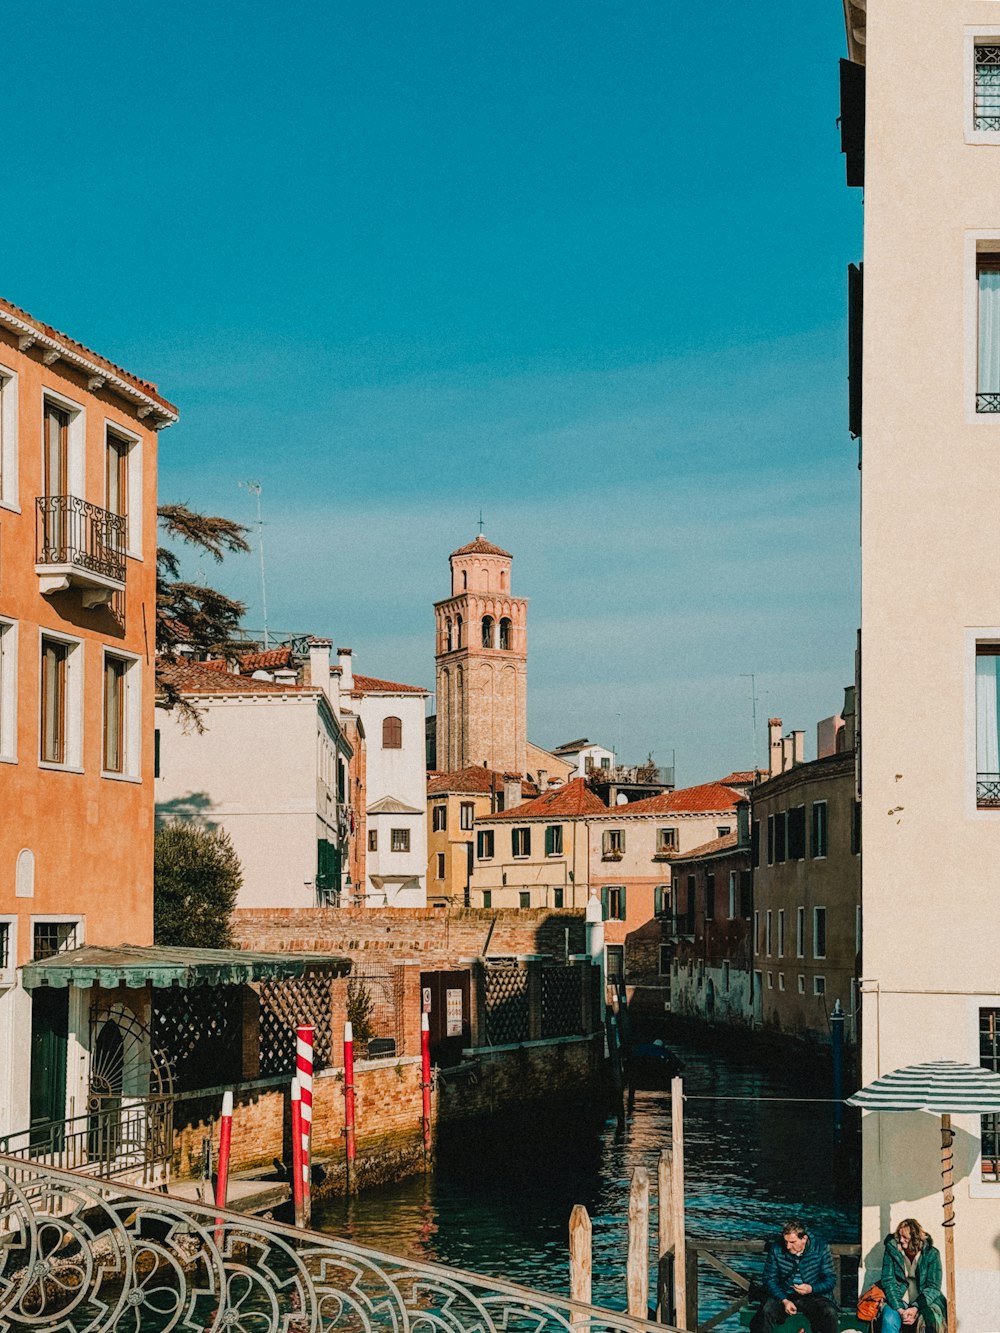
<box><xmin>0</xmin><ymin>1155</ymin><xmax>672</xmax><ymax>1333</ymax></box>
<box><xmin>36</xmin><ymin>494</ymin><xmax>127</xmax><ymax>584</ymax></box>
<box><xmin>0</xmin><ymin>1100</ymin><xmax>172</xmax><ymax>1188</ymax></box>
<box><xmin>976</xmin><ymin>393</ymin><xmax>1000</xmax><ymax>413</ymax></box>
<box><xmin>977</xmin><ymin>772</ymin><xmax>1000</xmax><ymax>805</ymax></box>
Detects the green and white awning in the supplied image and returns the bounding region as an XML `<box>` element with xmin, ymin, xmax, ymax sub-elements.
<box><xmin>847</xmin><ymin>1060</ymin><xmax>1000</xmax><ymax>1113</ymax></box>
<box><xmin>21</xmin><ymin>944</ymin><xmax>352</xmax><ymax>992</ymax></box>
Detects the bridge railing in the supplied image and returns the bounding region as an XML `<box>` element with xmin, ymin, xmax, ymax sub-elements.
<box><xmin>0</xmin><ymin>1154</ymin><xmax>680</xmax><ymax>1333</ymax></box>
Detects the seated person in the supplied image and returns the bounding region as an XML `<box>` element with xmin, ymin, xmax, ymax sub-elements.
<box><xmin>878</xmin><ymin>1219</ymin><xmax>946</xmax><ymax>1333</ymax></box>
<box><xmin>750</xmin><ymin>1219</ymin><xmax>838</xmax><ymax>1333</ymax></box>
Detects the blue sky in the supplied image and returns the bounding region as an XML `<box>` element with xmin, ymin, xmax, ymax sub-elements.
<box><xmin>6</xmin><ymin>2</ymin><xmax>861</xmax><ymax>783</ymax></box>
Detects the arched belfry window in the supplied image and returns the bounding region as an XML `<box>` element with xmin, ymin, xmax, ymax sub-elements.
<box><xmin>383</xmin><ymin>716</ymin><xmax>402</xmax><ymax>749</ymax></box>
<box><xmin>456</xmin><ymin>615</ymin><xmax>463</xmax><ymax>648</ymax></box>
<box><xmin>462</xmin><ymin>571</ymin><xmax>467</xmax><ymax>590</ymax></box>
<box><xmin>500</xmin><ymin>571</ymin><xmax>507</xmax><ymax>591</ymax></box>
<box><xmin>482</xmin><ymin>616</ymin><xmax>494</xmax><ymax>648</ymax></box>
<box><xmin>499</xmin><ymin>617</ymin><xmax>512</xmax><ymax>650</ymax></box>
<box><xmin>446</xmin><ymin>617</ymin><xmax>453</xmax><ymax>652</ymax></box>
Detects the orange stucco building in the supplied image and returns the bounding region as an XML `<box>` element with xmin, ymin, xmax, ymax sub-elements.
<box><xmin>0</xmin><ymin>296</ymin><xmax>176</xmax><ymax>1136</ymax></box>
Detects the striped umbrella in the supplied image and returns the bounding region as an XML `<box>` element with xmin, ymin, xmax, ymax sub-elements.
<box><xmin>847</xmin><ymin>1062</ymin><xmax>1000</xmax><ymax>1333</ymax></box>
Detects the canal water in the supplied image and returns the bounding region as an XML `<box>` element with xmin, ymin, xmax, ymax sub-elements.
<box><xmin>313</xmin><ymin>1035</ymin><xmax>860</xmax><ymax>1326</ymax></box>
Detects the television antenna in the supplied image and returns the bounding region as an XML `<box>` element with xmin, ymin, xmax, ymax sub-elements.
<box><xmin>240</xmin><ymin>480</ymin><xmax>270</xmax><ymax>648</ymax></box>
<box><xmin>740</xmin><ymin>673</ymin><xmax>760</xmax><ymax>772</ymax></box>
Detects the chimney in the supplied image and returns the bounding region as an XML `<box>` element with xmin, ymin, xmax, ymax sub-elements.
<box><xmin>337</xmin><ymin>647</ymin><xmax>354</xmax><ymax>692</ymax></box>
<box><xmin>504</xmin><ymin>775</ymin><xmax>521</xmax><ymax>810</ymax></box>
<box><xmin>273</xmin><ymin>667</ymin><xmax>298</xmax><ymax>685</ymax></box>
<box><xmin>768</xmin><ymin>718</ymin><xmax>783</xmax><ymax>777</ymax></box>
<box><xmin>307</xmin><ymin>638</ymin><xmax>332</xmax><ymax>699</ymax></box>
<box><xmin>792</xmin><ymin>730</ymin><xmax>805</xmax><ymax>766</ymax></box>
<box><xmin>328</xmin><ymin>664</ymin><xmax>342</xmax><ymax>717</ymax></box>
<box><xmin>537</xmin><ymin>768</ymin><xmax>548</xmax><ymax>790</ymax></box>
<box><xmin>736</xmin><ymin>798</ymin><xmax>750</xmax><ymax>846</ymax></box>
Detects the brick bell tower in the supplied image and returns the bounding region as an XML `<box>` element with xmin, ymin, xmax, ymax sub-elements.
<box><xmin>434</xmin><ymin>534</ymin><xmax>528</xmax><ymax>775</ymax></box>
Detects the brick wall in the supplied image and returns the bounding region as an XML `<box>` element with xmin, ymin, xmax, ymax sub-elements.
<box><xmin>232</xmin><ymin>906</ymin><xmax>586</xmax><ymax>963</ymax></box>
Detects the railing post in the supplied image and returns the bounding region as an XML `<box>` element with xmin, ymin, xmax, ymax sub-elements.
<box><xmin>627</xmin><ymin>1165</ymin><xmax>650</xmax><ymax>1318</ymax></box>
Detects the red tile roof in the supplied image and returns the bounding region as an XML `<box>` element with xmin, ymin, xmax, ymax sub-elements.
<box><xmin>156</xmin><ymin>661</ymin><xmax>314</xmax><ymax>696</ymax></box>
<box><xmin>427</xmin><ymin>766</ymin><xmax>537</xmax><ymax>797</ymax></box>
<box><xmin>351</xmin><ymin>674</ymin><xmax>427</xmax><ymax>695</ymax></box>
<box><xmin>0</xmin><ymin>295</ymin><xmax>178</xmax><ymax>418</ymax></box>
<box><xmin>450</xmin><ymin>535</ymin><xmax>512</xmax><ymax>559</ymax></box>
<box><xmin>240</xmin><ymin>647</ymin><xmax>294</xmax><ymax>672</ymax></box>
<box><xmin>718</xmin><ymin>770</ymin><xmax>765</xmax><ymax>786</ymax></box>
<box><xmin>489</xmin><ymin>777</ymin><xmax>607</xmax><ymax>820</ymax></box>
<box><xmin>669</xmin><ymin>830</ymin><xmax>741</xmax><ymax>862</ymax></box>
<box><xmin>623</xmin><ymin>781</ymin><xmax>742</xmax><ymax>815</ymax></box>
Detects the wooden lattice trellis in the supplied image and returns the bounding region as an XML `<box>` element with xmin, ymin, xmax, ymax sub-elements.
<box><xmin>540</xmin><ymin>965</ymin><xmax>582</xmax><ymax>1038</ymax></box>
<box><xmin>152</xmin><ymin>988</ymin><xmax>243</xmax><ymax>1094</ymax></box>
<box><xmin>259</xmin><ymin>976</ymin><xmax>335</xmax><ymax>1077</ymax></box>
<box><xmin>483</xmin><ymin>963</ymin><xmax>529</xmax><ymax>1046</ymax></box>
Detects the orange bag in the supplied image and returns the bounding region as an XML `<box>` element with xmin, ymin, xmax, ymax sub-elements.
<box><xmin>857</xmin><ymin>1285</ymin><xmax>885</xmax><ymax>1323</ymax></box>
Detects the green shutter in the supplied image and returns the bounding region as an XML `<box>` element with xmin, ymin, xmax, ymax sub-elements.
<box><xmin>600</xmin><ymin>885</ymin><xmax>609</xmax><ymax>921</ymax></box>
<box><xmin>620</xmin><ymin>886</ymin><xmax>627</xmax><ymax>920</ymax></box>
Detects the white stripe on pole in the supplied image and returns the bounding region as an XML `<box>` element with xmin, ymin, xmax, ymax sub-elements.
<box><xmin>848</xmin><ymin>1060</ymin><xmax>1000</xmax><ymax>1113</ymax></box>
<box><xmin>296</xmin><ymin>1025</ymin><xmax>314</xmax><ymax>1187</ymax></box>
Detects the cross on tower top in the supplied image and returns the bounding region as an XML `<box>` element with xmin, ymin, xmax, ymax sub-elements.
<box><xmin>478</xmin><ymin>508</ymin><xmax>485</xmax><ymax>536</ymax></box>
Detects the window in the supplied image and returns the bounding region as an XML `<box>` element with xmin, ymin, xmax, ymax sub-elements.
<box><xmin>705</xmin><ymin>873</ymin><xmax>715</xmax><ymax>921</ymax></box>
<box><xmin>368</xmin><ymin>830</ymin><xmax>378</xmax><ymax>852</ymax></box>
<box><xmin>659</xmin><ymin>945</ymin><xmax>671</xmax><ymax>976</ymax></box>
<box><xmin>512</xmin><ymin>827</ymin><xmax>531</xmax><ymax>858</ymax></box>
<box><xmin>40</xmin><ymin>637</ymin><xmax>72</xmax><ymax>765</ymax></box>
<box><xmin>0</xmin><ymin>368</ymin><xmax>18</xmax><ymax>509</ymax></box>
<box><xmin>481</xmin><ymin>615</ymin><xmax>494</xmax><ymax>648</ymax></box>
<box><xmin>545</xmin><ymin>824</ymin><xmax>563</xmax><ymax>856</ymax></box>
<box><xmin>0</xmin><ymin>920</ymin><xmax>10</xmax><ymax>974</ymax></box>
<box><xmin>778</xmin><ymin>973</ymin><xmax>786</xmax><ymax>991</ymax></box>
<box><xmin>976</xmin><ymin>645</ymin><xmax>1000</xmax><ymax>803</ymax></box>
<box><xmin>657</xmin><ymin>827</ymin><xmax>677</xmax><ymax>854</ymax></box>
<box><xmin>767</xmin><ymin>972</ymin><xmax>773</xmax><ymax>989</ymax></box>
<box><xmin>455</xmin><ymin>614</ymin><xmax>463</xmax><ymax>646</ymax></box>
<box><xmin>499</xmin><ymin>617</ymin><xmax>511</xmax><ymax>650</ymax></box>
<box><xmin>103</xmin><ymin>655</ymin><xmax>126</xmax><ymax>773</ymax></box>
<box><xmin>811</xmin><ymin>801</ymin><xmax>829</xmax><ymax>857</ymax></box>
<box><xmin>851</xmin><ymin>800</ymin><xmax>861</xmax><ymax>854</ymax></box>
<box><xmin>751</xmin><ymin>818</ymin><xmax>760</xmax><ymax>867</ymax></box>
<box><xmin>43</xmin><ymin>401</ymin><xmax>69</xmax><ymax>500</ymax></box>
<box><xmin>975</xmin><ymin>46</ymin><xmax>1000</xmax><ymax>132</ymax></box>
<box><xmin>0</xmin><ymin>619</ymin><xmax>16</xmax><ymax>762</ymax></box>
<box><xmin>477</xmin><ymin>829</ymin><xmax>495</xmax><ymax>859</ymax></box>
<box><xmin>33</xmin><ymin>920</ymin><xmax>78</xmax><ymax>960</ymax></box>
<box><xmin>460</xmin><ymin>802</ymin><xmax>474</xmax><ymax>831</ymax></box>
<box><xmin>601</xmin><ymin>885</ymin><xmax>626</xmax><ymax>921</ymax></box>
<box><xmin>777</xmin><ymin>909</ymin><xmax>785</xmax><ymax>958</ymax></box>
<box><xmin>813</xmin><ymin>976</ymin><xmax>826</xmax><ymax>996</ymax></box>
<box><xmin>519</xmin><ymin>890</ymin><xmax>530</xmax><ymax>909</ymax></box>
<box><xmin>382</xmin><ymin>716</ymin><xmax>402</xmax><ymax>749</ymax></box>
<box><xmin>445</xmin><ymin>617</ymin><xmax>453</xmax><ymax>652</ymax></box>
<box><xmin>766</xmin><ymin>815</ymin><xmax>774</xmax><ymax>865</ymax></box>
<box><xmin>432</xmin><ymin>804</ymin><xmax>446</xmax><ymax>832</ymax></box>
<box><xmin>606</xmin><ymin>945</ymin><xmax>624</xmax><ymax>980</ymax></box>
<box><xmin>978</xmin><ymin>256</ymin><xmax>1000</xmax><ymax>412</ymax></box>
<box><xmin>436</xmin><ymin>853</ymin><xmax>445</xmax><ymax>879</ymax></box>
<box><xmin>787</xmin><ymin>806</ymin><xmax>805</xmax><ymax>860</ymax></box>
<box><xmin>552</xmin><ymin>887</ymin><xmax>563</xmax><ymax>908</ymax></box>
<box><xmin>739</xmin><ymin>871</ymin><xmax>752</xmax><ymax>919</ymax></box>
<box><xmin>728</xmin><ymin>872</ymin><xmax>737</xmax><ymax>920</ymax></box>
<box><xmin>391</xmin><ymin>828</ymin><xmax>410</xmax><ymax>853</ymax></box>
<box><xmin>600</xmin><ymin>756</ymin><xmax>611</xmax><ymax>770</ymax></box>
<box><xmin>774</xmin><ymin>811</ymin><xmax>787</xmax><ymax>863</ymax></box>
<box><xmin>980</xmin><ymin>1008</ymin><xmax>1000</xmax><ymax>1181</ymax></box>
<box><xmin>765</xmin><ymin>910</ymin><xmax>773</xmax><ymax>956</ymax></box>
<box><xmin>106</xmin><ymin>429</ymin><xmax>128</xmax><ymax>520</ymax></box>
<box><xmin>482</xmin><ymin>890</ymin><xmax>492</xmax><ymax>908</ymax></box>
<box><xmin>798</xmin><ymin>975</ymin><xmax>805</xmax><ymax>994</ymax></box>
<box><xmin>685</xmin><ymin>875</ymin><xmax>696</xmax><ymax>933</ymax></box>
<box><xmin>796</xmin><ymin>906</ymin><xmax>805</xmax><ymax>958</ymax></box>
<box><xmin>754</xmin><ymin>910</ymin><xmax>760</xmax><ymax>956</ymax></box>
<box><xmin>813</xmin><ymin>907</ymin><xmax>827</xmax><ymax>959</ymax></box>
<box><xmin>717</xmin><ymin>826</ymin><xmax>731</xmax><ymax>838</ymax></box>
<box><xmin>653</xmin><ymin>884</ymin><xmax>670</xmax><ymax>917</ymax></box>
<box><xmin>602</xmin><ymin>828</ymin><xmax>625</xmax><ymax>858</ymax></box>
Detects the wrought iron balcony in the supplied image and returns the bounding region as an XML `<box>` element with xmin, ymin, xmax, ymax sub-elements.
<box><xmin>0</xmin><ymin>1098</ymin><xmax>172</xmax><ymax>1188</ymax></box>
<box><xmin>976</xmin><ymin>393</ymin><xmax>1000</xmax><ymax>413</ymax></box>
<box><xmin>977</xmin><ymin>773</ymin><xmax>1000</xmax><ymax>806</ymax></box>
<box><xmin>0</xmin><ymin>1153</ymin><xmax>668</xmax><ymax>1333</ymax></box>
<box><xmin>36</xmin><ymin>494</ymin><xmax>126</xmax><ymax>605</ymax></box>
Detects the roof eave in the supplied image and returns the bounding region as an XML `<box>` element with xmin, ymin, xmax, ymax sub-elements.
<box><xmin>843</xmin><ymin>0</ymin><xmax>866</xmax><ymax>66</ymax></box>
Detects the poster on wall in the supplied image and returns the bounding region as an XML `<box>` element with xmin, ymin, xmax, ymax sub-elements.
<box><xmin>446</xmin><ymin>988</ymin><xmax>463</xmax><ymax>1037</ymax></box>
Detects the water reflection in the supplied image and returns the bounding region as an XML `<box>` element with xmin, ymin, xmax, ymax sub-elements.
<box><xmin>312</xmin><ymin>1036</ymin><xmax>859</xmax><ymax>1324</ymax></box>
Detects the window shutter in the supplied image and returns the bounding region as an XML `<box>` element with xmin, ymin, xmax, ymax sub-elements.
<box><xmin>545</xmin><ymin>825</ymin><xmax>554</xmax><ymax>856</ymax></box>
<box><xmin>848</xmin><ymin>262</ymin><xmax>863</xmax><ymax>437</ymax></box>
<box><xmin>600</xmin><ymin>885</ymin><xmax>609</xmax><ymax>921</ymax></box>
<box><xmin>620</xmin><ymin>886</ymin><xmax>627</xmax><ymax>920</ymax></box>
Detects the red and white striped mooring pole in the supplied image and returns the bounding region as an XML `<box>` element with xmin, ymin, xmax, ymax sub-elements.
<box><xmin>296</xmin><ymin>1024</ymin><xmax>314</xmax><ymax>1225</ymax></box>
<box><xmin>214</xmin><ymin>1090</ymin><xmax>233</xmax><ymax>1240</ymax></box>
<box><xmin>420</xmin><ymin>1012</ymin><xmax>432</xmax><ymax>1159</ymax></box>
<box><xmin>290</xmin><ymin>1077</ymin><xmax>305</xmax><ymax>1227</ymax></box>
<box><xmin>343</xmin><ymin>1020</ymin><xmax>356</xmax><ymax>1178</ymax></box>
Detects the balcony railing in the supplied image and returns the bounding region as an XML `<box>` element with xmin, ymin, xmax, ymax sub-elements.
<box><xmin>0</xmin><ymin>1098</ymin><xmax>172</xmax><ymax>1188</ymax></box>
<box><xmin>0</xmin><ymin>1154</ymin><xmax>673</xmax><ymax>1333</ymax></box>
<box><xmin>977</xmin><ymin>773</ymin><xmax>1000</xmax><ymax>806</ymax></box>
<box><xmin>36</xmin><ymin>494</ymin><xmax>126</xmax><ymax>589</ymax></box>
<box><xmin>977</xmin><ymin>393</ymin><xmax>1000</xmax><ymax>413</ymax></box>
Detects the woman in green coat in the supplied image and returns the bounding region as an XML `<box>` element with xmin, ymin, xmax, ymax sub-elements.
<box><xmin>879</xmin><ymin>1219</ymin><xmax>947</xmax><ymax>1333</ymax></box>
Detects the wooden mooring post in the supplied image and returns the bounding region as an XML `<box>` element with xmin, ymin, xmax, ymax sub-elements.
<box><xmin>626</xmin><ymin>1166</ymin><xmax>650</xmax><ymax>1318</ymax></box>
<box><xmin>569</xmin><ymin>1203</ymin><xmax>592</xmax><ymax>1314</ymax></box>
<box><xmin>671</xmin><ymin>1076</ymin><xmax>687</xmax><ymax>1329</ymax></box>
<box><xmin>657</xmin><ymin>1149</ymin><xmax>674</xmax><ymax>1323</ymax></box>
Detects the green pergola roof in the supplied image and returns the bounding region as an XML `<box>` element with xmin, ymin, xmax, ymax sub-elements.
<box><xmin>21</xmin><ymin>944</ymin><xmax>353</xmax><ymax>992</ymax></box>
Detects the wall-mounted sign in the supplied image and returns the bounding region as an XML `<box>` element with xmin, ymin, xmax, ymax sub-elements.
<box><xmin>422</xmin><ymin>987</ymin><xmax>432</xmax><ymax>1013</ymax></box>
<box><xmin>446</xmin><ymin>988</ymin><xmax>463</xmax><ymax>1037</ymax></box>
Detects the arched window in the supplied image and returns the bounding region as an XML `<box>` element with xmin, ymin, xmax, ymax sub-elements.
<box><xmin>462</xmin><ymin>571</ymin><xmax>467</xmax><ymax>590</ymax></box>
<box><xmin>446</xmin><ymin>617</ymin><xmax>453</xmax><ymax>652</ymax></box>
<box><xmin>482</xmin><ymin>616</ymin><xmax>494</xmax><ymax>648</ymax></box>
<box><xmin>15</xmin><ymin>848</ymin><xmax>34</xmax><ymax>899</ymax></box>
<box><xmin>455</xmin><ymin>615</ymin><xmax>463</xmax><ymax>647</ymax></box>
<box><xmin>499</xmin><ymin>617</ymin><xmax>511</xmax><ymax>650</ymax></box>
<box><xmin>500</xmin><ymin>571</ymin><xmax>507</xmax><ymax>590</ymax></box>
<box><xmin>383</xmin><ymin>715</ymin><xmax>402</xmax><ymax>749</ymax></box>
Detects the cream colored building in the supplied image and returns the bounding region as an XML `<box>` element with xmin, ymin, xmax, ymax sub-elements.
<box><xmin>843</xmin><ymin>2</ymin><xmax>1000</xmax><ymax>1321</ymax></box>
<box><xmin>426</xmin><ymin>767</ymin><xmax>531</xmax><ymax>905</ymax></box>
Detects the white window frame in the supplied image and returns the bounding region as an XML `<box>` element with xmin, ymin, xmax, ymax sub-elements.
<box><xmin>968</xmin><ymin>996</ymin><xmax>1000</xmax><ymax>1198</ymax></box>
<box><xmin>765</xmin><ymin>909</ymin><xmax>772</xmax><ymax>957</ymax></box>
<box><xmin>728</xmin><ymin>871</ymin><xmax>737</xmax><ymax>920</ymax></box>
<box><xmin>777</xmin><ymin>908</ymin><xmax>785</xmax><ymax>958</ymax></box>
<box><xmin>459</xmin><ymin>801</ymin><xmax>474</xmax><ymax>831</ymax></box>
<box><xmin>101</xmin><ymin>647</ymin><xmax>141</xmax><ymax>782</ymax></box>
<box><xmin>964</xmin><ymin>233</ymin><xmax>1000</xmax><ymax>424</ymax></box>
<box><xmin>477</xmin><ymin>829</ymin><xmax>495</xmax><ymax>861</ymax></box>
<box><xmin>753</xmin><ymin>910</ymin><xmax>760</xmax><ymax>957</ymax></box>
<box><xmin>778</xmin><ymin>973</ymin><xmax>786</xmax><ymax>992</ymax></box>
<box><xmin>813</xmin><ymin>906</ymin><xmax>827</xmax><ymax>960</ymax></box>
<box><xmin>512</xmin><ymin>826</ymin><xmax>530</xmax><ymax>859</ymax></box>
<box><xmin>798</xmin><ymin>974</ymin><xmax>805</xmax><ymax>994</ymax></box>
<box><xmin>796</xmin><ymin>905</ymin><xmax>805</xmax><ymax>958</ymax></box>
<box><xmin>967</xmin><ymin>628</ymin><xmax>1000</xmax><ymax>816</ymax></box>
<box><xmin>104</xmin><ymin>420</ymin><xmax>143</xmax><ymax>558</ymax></box>
<box><xmin>0</xmin><ymin>916</ymin><xmax>17</xmax><ymax>986</ymax></box>
<box><xmin>0</xmin><ymin>617</ymin><xmax>17</xmax><ymax>763</ymax></box>
<box><xmin>435</xmin><ymin>853</ymin><xmax>445</xmax><ymax>880</ymax></box>
<box><xmin>40</xmin><ymin>387</ymin><xmax>85</xmax><ymax>498</ymax></box>
<box><xmin>0</xmin><ymin>364</ymin><xmax>19</xmax><ymax>512</ymax></box>
<box><xmin>964</xmin><ymin>28</ymin><xmax>1000</xmax><ymax>146</ymax></box>
<box><xmin>813</xmin><ymin>975</ymin><xmax>826</xmax><ymax>996</ymax></box>
<box><xmin>811</xmin><ymin>801</ymin><xmax>828</xmax><ymax>858</ymax></box>
<box><xmin>30</xmin><ymin>913</ymin><xmax>84</xmax><ymax>960</ymax></box>
<box><xmin>37</xmin><ymin>627</ymin><xmax>84</xmax><ymax>772</ymax></box>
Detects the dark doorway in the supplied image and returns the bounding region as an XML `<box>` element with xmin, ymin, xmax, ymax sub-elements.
<box><xmin>420</xmin><ymin>970</ymin><xmax>471</xmax><ymax>1067</ymax></box>
<box><xmin>30</xmin><ymin>987</ymin><xmax>69</xmax><ymax>1148</ymax></box>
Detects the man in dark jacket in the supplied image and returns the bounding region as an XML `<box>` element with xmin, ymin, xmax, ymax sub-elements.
<box><xmin>749</xmin><ymin>1220</ymin><xmax>838</xmax><ymax>1333</ymax></box>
